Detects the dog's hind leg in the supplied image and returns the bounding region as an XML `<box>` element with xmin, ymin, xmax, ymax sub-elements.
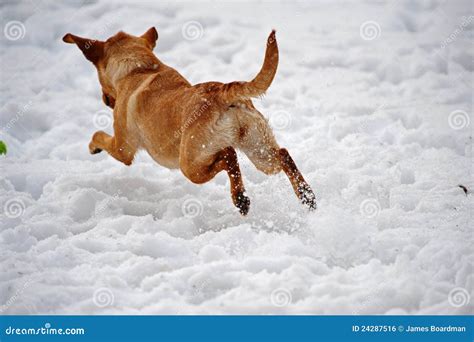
<box><xmin>278</xmin><ymin>148</ymin><xmax>316</xmax><ymax>210</ymax></box>
<box><xmin>213</xmin><ymin>147</ymin><xmax>250</xmax><ymax>215</ymax></box>
<box><xmin>180</xmin><ymin>145</ymin><xmax>250</xmax><ymax>215</ymax></box>
<box><xmin>237</xmin><ymin>106</ymin><xmax>316</xmax><ymax>210</ymax></box>
<box><xmin>243</xmin><ymin>143</ymin><xmax>316</xmax><ymax>210</ymax></box>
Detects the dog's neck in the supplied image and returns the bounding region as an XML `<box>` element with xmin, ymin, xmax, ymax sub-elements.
<box><xmin>105</xmin><ymin>54</ymin><xmax>160</xmax><ymax>89</ymax></box>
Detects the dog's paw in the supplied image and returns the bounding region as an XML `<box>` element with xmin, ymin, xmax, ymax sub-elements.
<box><xmin>89</xmin><ymin>142</ymin><xmax>103</xmax><ymax>155</ymax></box>
<box><xmin>235</xmin><ymin>191</ymin><xmax>251</xmax><ymax>216</ymax></box>
<box><xmin>90</xmin><ymin>148</ymin><xmax>103</xmax><ymax>154</ymax></box>
<box><xmin>299</xmin><ymin>184</ymin><xmax>317</xmax><ymax>211</ymax></box>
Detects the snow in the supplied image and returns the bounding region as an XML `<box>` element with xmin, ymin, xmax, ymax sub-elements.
<box><xmin>0</xmin><ymin>0</ymin><xmax>472</xmax><ymax>315</ymax></box>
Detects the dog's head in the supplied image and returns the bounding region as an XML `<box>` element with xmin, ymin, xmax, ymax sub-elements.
<box><xmin>62</xmin><ymin>27</ymin><xmax>159</xmax><ymax>108</ymax></box>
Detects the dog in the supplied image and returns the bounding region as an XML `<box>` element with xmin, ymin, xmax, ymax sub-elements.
<box><xmin>62</xmin><ymin>27</ymin><xmax>316</xmax><ymax>215</ymax></box>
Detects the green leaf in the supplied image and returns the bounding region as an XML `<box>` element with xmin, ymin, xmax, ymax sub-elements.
<box><xmin>0</xmin><ymin>141</ymin><xmax>7</xmax><ymax>155</ymax></box>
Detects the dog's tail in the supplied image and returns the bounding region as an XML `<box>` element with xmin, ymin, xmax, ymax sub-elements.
<box><xmin>218</xmin><ymin>30</ymin><xmax>278</xmax><ymax>104</ymax></box>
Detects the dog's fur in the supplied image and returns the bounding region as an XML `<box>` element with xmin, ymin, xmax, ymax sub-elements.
<box><xmin>63</xmin><ymin>27</ymin><xmax>316</xmax><ymax>215</ymax></box>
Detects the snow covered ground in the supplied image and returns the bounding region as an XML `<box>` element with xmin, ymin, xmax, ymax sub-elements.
<box><xmin>0</xmin><ymin>0</ymin><xmax>472</xmax><ymax>315</ymax></box>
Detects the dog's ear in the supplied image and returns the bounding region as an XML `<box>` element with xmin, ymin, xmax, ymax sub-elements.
<box><xmin>141</xmin><ymin>27</ymin><xmax>158</xmax><ymax>49</ymax></box>
<box><xmin>62</xmin><ymin>33</ymin><xmax>104</xmax><ymax>64</ymax></box>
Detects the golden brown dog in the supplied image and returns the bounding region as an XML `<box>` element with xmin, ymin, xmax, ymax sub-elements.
<box><xmin>62</xmin><ymin>27</ymin><xmax>316</xmax><ymax>215</ymax></box>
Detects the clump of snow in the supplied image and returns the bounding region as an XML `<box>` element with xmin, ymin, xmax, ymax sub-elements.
<box><xmin>0</xmin><ymin>0</ymin><xmax>472</xmax><ymax>314</ymax></box>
